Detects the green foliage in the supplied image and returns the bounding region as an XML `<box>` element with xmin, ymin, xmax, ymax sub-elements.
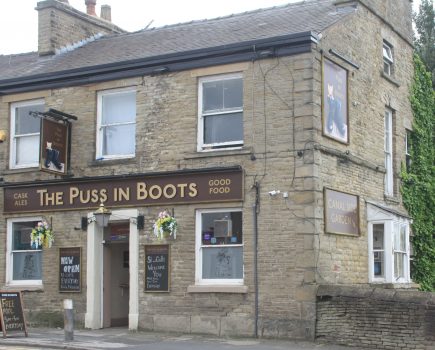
<box><xmin>414</xmin><ymin>0</ymin><xmax>435</xmax><ymax>87</ymax></box>
<box><xmin>401</xmin><ymin>55</ymin><xmax>435</xmax><ymax>291</ymax></box>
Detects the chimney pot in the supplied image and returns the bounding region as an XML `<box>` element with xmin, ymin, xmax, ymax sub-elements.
<box><xmin>100</xmin><ymin>5</ymin><xmax>111</xmax><ymax>22</ymax></box>
<box><xmin>85</xmin><ymin>0</ymin><xmax>97</xmax><ymax>16</ymax></box>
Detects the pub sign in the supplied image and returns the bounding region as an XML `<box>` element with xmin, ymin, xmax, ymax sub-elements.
<box><xmin>324</xmin><ymin>188</ymin><xmax>359</xmax><ymax>236</ymax></box>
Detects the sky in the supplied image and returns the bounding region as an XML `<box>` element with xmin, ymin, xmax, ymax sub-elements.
<box><xmin>0</xmin><ymin>0</ymin><xmax>423</xmax><ymax>55</ymax></box>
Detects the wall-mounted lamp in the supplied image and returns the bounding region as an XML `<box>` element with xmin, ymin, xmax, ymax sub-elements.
<box><xmin>81</xmin><ymin>203</ymin><xmax>145</xmax><ymax>230</ymax></box>
<box><xmin>93</xmin><ymin>203</ymin><xmax>112</xmax><ymax>227</ymax></box>
<box><xmin>0</xmin><ymin>130</ymin><xmax>7</xmax><ymax>143</ymax></box>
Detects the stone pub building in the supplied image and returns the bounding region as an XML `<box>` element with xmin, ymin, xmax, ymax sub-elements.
<box><xmin>0</xmin><ymin>0</ymin><xmax>432</xmax><ymax>348</ymax></box>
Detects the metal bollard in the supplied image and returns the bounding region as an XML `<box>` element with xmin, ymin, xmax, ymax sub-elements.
<box><xmin>63</xmin><ymin>299</ymin><xmax>74</xmax><ymax>341</ymax></box>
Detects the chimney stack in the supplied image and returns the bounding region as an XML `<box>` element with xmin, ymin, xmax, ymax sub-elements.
<box><xmin>100</xmin><ymin>5</ymin><xmax>111</xmax><ymax>22</ymax></box>
<box><xmin>85</xmin><ymin>0</ymin><xmax>97</xmax><ymax>16</ymax></box>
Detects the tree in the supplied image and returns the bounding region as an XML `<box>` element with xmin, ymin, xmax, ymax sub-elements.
<box><xmin>402</xmin><ymin>55</ymin><xmax>435</xmax><ymax>291</ymax></box>
<box><xmin>414</xmin><ymin>0</ymin><xmax>435</xmax><ymax>87</ymax></box>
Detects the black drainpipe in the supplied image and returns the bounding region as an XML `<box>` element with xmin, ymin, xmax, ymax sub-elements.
<box><xmin>253</xmin><ymin>182</ymin><xmax>260</xmax><ymax>338</ymax></box>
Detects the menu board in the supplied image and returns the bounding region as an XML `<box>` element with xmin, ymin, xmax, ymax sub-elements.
<box><xmin>0</xmin><ymin>291</ymin><xmax>28</xmax><ymax>337</ymax></box>
<box><xmin>145</xmin><ymin>245</ymin><xmax>170</xmax><ymax>292</ymax></box>
<box><xmin>59</xmin><ymin>247</ymin><xmax>81</xmax><ymax>292</ymax></box>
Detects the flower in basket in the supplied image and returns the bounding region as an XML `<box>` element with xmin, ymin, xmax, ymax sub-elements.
<box><xmin>153</xmin><ymin>210</ymin><xmax>177</xmax><ymax>240</ymax></box>
<box><xmin>30</xmin><ymin>220</ymin><xmax>54</xmax><ymax>249</ymax></box>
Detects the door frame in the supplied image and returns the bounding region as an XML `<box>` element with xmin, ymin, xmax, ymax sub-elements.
<box><xmin>85</xmin><ymin>209</ymin><xmax>139</xmax><ymax>330</ymax></box>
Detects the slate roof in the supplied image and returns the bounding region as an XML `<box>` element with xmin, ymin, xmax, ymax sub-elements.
<box><xmin>0</xmin><ymin>0</ymin><xmax>356</xmax><ymax>86</ymax></box>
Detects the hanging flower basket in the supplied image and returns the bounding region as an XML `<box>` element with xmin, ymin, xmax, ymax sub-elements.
<box><xmin>31</xmin><ymin>220</ymin><xmax>54</xmax><ymax>249</ymax></box>
<box><xmin>153</xmin><ymin>210</ymin><xmax>177</xmax><ymax>240</ymax></box>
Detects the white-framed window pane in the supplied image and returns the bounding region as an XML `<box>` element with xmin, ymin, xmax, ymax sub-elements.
<box><xmin>383</xmin><ymin>43</ymin><xmax>393</xmax><ymax>63</ymax></box>
<box><xmin>204</xmin><ymin>112</ymin><xmax>243</xmax><ymax>144</ymax></box>
<box><xmin>10</xmin><ymin>100</ymin><xmax>44</xmax><ymax>168</ymax></box>
<box><xmin>98</xmin><ymin>89</ymin><xmax>136</xmax><ymax>158</ymax></box>
<box><xmin>16</xmin><ymin>135</ymin><xmax>40</xmax><ymax>165</ymax></box>
<box><xmin>15</xmin><ymin>104</ymin><xmax>42</xmax><ymax>134</ymax></box>
<box><xmin>13</xmin><ymin>251</ymin><xmax>42</xmax><ymax>280</ymax></box>
<box><xmin>373</xmin><ymin>223</ymin><xmax>385</xmax><ymax>278</ymax></box>
<box><xmin>394</xmin><ymin>253</ymin><xmax>405</xmax><ymax>279</ymax></box>
<box><xmin>202</xmin><ymin>246</ymin><xmax>243</xmax><ymax>279</ymax></box>
<box><xmin>10</xmin><ymin>220</ymin><xmax>42</xmax><ymax>282</ymax></box>
<box><xmin>102</xmin><ymin>124</ymin><xmax>135</xmax><ymax>156</ymax></box>
<box><xmin>199</xmin><ymin>74</ymin><xmax>243</xmax><ymax>150</ymax></box>
<box><xmin>384</xmin><ymin>62</ymin><xmax>391</xmax><ymax>75</ymax></box>
<box><xmin>203</xmin><ymin>78</ymin><xmax>243</xmax><ymax>112</ymax></box>
<box><xmin>384</xmin><ymin>109</ymin><xmax>393</xmax><ymax>195</ymax></box>
<box><xmin>101</xmin><ymin>92</ymin><xmax>136</xmax><ymax>124</ymax></box>
<box><xmin>199</xmin><ymin>210</ymin><xmax>243</xmax><ymax>282</ymax></box>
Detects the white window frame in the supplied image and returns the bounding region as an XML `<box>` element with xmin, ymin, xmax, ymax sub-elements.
<box><xmin>6</xmin><ymin>217</ymin><xmax>43</xmax><ymax>287</ymax></box>
<box><xmin>368</xmin><ymin>213</ymin><xmax>410</xmax><ymax>284</ymax></box>
<box><xmin>197</xmin><ymin>73</ymin><xmax>244</xmax><ymax>152</ymax></box>
<box><xmin>9</xmin><ymin>99</ymin><xmax>44</xmax><ymax>169</ymax></box>
<box><xmin>384</xmin><ymin>108</ymin><xmax>394</xmax><ymax>196</ymax></box>
<box><xmin>96</xmin><ymin>87</ymin><xmax>136</xmax><ymax>160</ymax></box>
<box><xmin>383</xmin><ymin>41</ymin><xmax>394</xmax><ymax>76</ymax></box>
<box><xmin>195</xmin><ymin>208</ymin><xmax>244</xmax><ymax>286</ymax></box>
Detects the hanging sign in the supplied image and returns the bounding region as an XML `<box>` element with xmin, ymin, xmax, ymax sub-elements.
<box><xmin>40</xmin><ymin>118</ymin><xmax>69</xmax><ymax>175</ymax></box>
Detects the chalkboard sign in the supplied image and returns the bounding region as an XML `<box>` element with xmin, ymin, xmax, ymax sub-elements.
<box><xmin>145</xmin><ymin>244</ymin><xmax>170</xmax><ymax>292</ymax></box>
<box><xmin>0</xmin><ymin>291</ymin><xmax>28</xmax><ymax>337</ymax></box>
<box><xmin>59</xmin><ymin>247</ymin><xmax>81</xmax><ymax>292</ymax></box>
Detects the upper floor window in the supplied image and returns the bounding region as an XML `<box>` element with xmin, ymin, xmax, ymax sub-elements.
<box><xmin>97</xmin><ymin>88</ymin><xmax>136</xmax><ymax>160</ymax></box>
<box><xmin>6</xmin><ymin>218</ymin><xmax>43</xmax><ymax>286</ymax></box>
<box><xmin>384</xmin><ymin>108</ymin><xmax>394</xmax><ymax>196</ymax></box>
<box><xmin>195</xmin><ymin>208</ymin><xmax>243</xmax><ymax>285</ymax></box>
<box><xmin>10</xmin><ymin>99</ymin><xmax>44</xmax><ymax>169</ymax></box>
<box><xmin>198</xmin><ymin>73</ymin><xmax>243</xmax><ymax>151</ymax></box>
<box><xmin>405</xmin><ymin>129</ymin><xmax>412</xmax><ymax>172</ymax></box>
<box><xmin>383</xmin><ymin>41</ymin><xmax>394</xmax><ymax>76</ymax></box>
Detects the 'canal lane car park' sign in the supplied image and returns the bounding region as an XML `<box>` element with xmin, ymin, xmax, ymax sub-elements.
<box><xmin>3</xmin><ymin>168</ymin><xmax>244</xmax><ymax>213</ymax></box>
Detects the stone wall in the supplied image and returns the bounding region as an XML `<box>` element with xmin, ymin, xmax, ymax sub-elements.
<box><xmin>0</xmin><ymin>54</ymin><xmax>318</xmax><ymax>338</ymax></box>
<box><xmin>313</xmin><ymin>0</ymin><xmax>414</xmax><ymax>285</ymax></box>
<box><xmin>316</xmin><ymin>285</ymin><xmax>435</xmax><ymax>350</ymax></box>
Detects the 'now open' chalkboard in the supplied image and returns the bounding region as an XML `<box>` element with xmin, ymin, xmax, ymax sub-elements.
<box><xmin>145</xmin><ymin>245</ymin><xmax>170</xmax><ymax>292</ymax></box>
<box><xmin>0</xmin><ymin>291</ymin><xmax>28</xmax><ymax>338</ymax></box>
<box><xmin>59</xmin><ymin>247</ymin><xmax>81</xmax><ymax>292</ymax></box>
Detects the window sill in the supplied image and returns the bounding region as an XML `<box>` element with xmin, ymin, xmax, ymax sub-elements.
<box><xmin>381</xmin><ymin>72</ymin><xmax>400</xmax><ymax>87</ymax></box>
<box><xmin>90</xmin><ymin>157</ymin><xmax>136</xmax><ymax>167</ymax></box>
<box><xmin>369</xmin><ymin>282</ymin><xmax>418</xmax><ymax>289</ymax></box>
<box><xmin>2</xmin><ymin>167</ymin><xmax>40</xmax><ymax>175</ymax></box>
<box><xmin>2</xmin><ymin>285</ymin><xmax>44</xmax><ymax>292</ymax></box>
<box><xmin>384</xmin><ymin>195</ymin><xmax>400</xmax><ymax>204</ymax></box>
<box><xmin>187</xmin><ymin>285</ymin><xmax>248</xmax><ymax>293</ymax></box>
<box><xmin>184</xmin><ymin>147</ymin><xmax>254</xmax><ymax>160</ymax></box>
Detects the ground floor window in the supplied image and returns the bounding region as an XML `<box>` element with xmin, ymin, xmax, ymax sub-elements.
<box><xmin>7</xmin><ymin>218</ymin><xmax>43</xmax><ymax>286</ymax></box>
<box><xmin>195</xmin><ymin>208</ymin><xmax>243</xmax><ymax>285</ymax></box>
<box><xmin>368</xmin><ymin>205</ymin><xmax>410</xmax><ymax>284</ymax></box>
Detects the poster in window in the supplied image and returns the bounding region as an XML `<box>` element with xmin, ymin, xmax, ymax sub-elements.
<box><xmin>40</xmin><ymin>118</ymin><xmax>69</xmax><ymax>175</ymax></box>
<box><xmin>322</xmin><ymin>57</ymin><xmax>349</xmax><ymax>144</ymax></box>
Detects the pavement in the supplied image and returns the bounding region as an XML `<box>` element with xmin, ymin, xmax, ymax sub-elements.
<box><xmin>0</xmin><ymin>327</ymin><xmax>372</xmax><ymax>350</ymax></box>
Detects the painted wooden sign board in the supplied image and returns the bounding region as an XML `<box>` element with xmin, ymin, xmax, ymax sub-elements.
<box><xmin>0</xmin><ymin>291</ymin><xmax>28</xmax><ymax>338</ymax></box>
